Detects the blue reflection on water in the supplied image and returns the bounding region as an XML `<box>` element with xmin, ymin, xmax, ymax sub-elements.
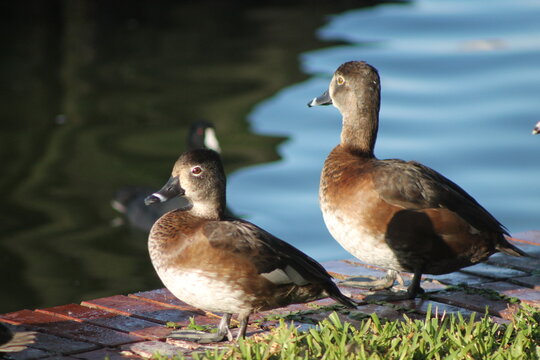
<box><xmin>229</xmin><ymin>0</ymin><xmax>540</xmax><ymax>262</ymax></box>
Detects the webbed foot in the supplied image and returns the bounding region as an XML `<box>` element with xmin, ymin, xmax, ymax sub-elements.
<box><xmin>167</xmin><ymin>313</ymin><xmax>233</xmax><ymax>344</ymax></box>
<box><xmin>167</xmin><ymin>329</ymin><xmax>230</xmax><ymax>344</ymax></box>
<box><xmin>339</xmin><ymin>269</ymin><xmax>399</xmax><ymax>290</ymax></box>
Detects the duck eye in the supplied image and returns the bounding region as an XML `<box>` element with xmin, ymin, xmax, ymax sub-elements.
<box><xmin>191</xmin><ymin>166</ymin><xmax>203</xmax><ymax>176</ymax></box>
<box><xmin>336</xmin><ymin>76</ymin><xmax>345</xmax><ymax>85</ymax></box>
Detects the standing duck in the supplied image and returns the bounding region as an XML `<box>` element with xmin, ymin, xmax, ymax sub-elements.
<box><xmin>308</xmin><ymin>61</ymin><xmax>526</xmax><ymax>299</ymax></box>
<box><xmin>144</xmin><ymin>149</ymin><xmax>355</xmax><ymax>343</ymax></box>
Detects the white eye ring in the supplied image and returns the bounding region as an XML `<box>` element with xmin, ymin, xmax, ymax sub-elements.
<box><xmin>336</xmin><ymin>76</ymin><xmax>345</xmax><ymax>85</ymax></box>
<box><xmin>191</xmin><ymin>166</ymin><xmax>203</xmax><ymax>176</ymax></box>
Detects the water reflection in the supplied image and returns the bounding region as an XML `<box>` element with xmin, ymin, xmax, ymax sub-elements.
<box><xmin>0</xmin><ymin>1</ymin><xmax>373</xmax><ymax>313</ymax></box>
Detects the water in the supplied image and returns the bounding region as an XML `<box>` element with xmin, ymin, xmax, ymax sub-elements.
<box><xmin>1</xmin><ymin>0</ymin><xmax>539</xmax><ymax>314</ymax></box>
<box><xmin>228</xmin><ymin>0</ymin><xmax>540</xmax><ymax>261</ymax></box>
<box><xmin>0</xmin><ymin>1</ymin><xmax>360</xmax><ymax>313</ymax></box>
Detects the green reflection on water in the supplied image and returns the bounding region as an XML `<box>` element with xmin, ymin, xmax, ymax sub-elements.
<box><xmin>0</xmin><ymin>0</ymin><xmax>366</xmax><ymax>312</ymax></box>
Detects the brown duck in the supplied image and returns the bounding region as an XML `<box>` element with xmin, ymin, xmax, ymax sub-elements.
<box><xmin>308</xmin><ymin>61</ymin><xmax>526</xmax><ymax>299</ymax></box>
<box><xmin>144</xmin><ymin>149</ymin><xmax>355</xmax><ymax>343</ymax></box>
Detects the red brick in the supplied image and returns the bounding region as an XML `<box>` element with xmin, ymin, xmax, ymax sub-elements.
<box><xmin>82</xmin><ymin>295</ymin><xmax>203</xmax><ymax>324</ymax></box>
<box><xmin>129</xmin><ymin>288</ymin><xmax>189</xmax><ymax>308</ymax></box>
<box><xmin>0</xmin><ymin>321</ymin><xmax>98</xmax><ymax>356</ymax></box>
<box><xmin>352</xmin><ymin>303</ymin><xmax>423</xmax><ymax>321</ymax></box>
<box><xmin>487</xmin><ymin>252</ymin><xmax>540</xmax><ymax>273</ymax></box>
<box><xmin>426</xmin><ymin>271</ymin><xmax>489</xmax><ymax>286</ymax></box>
<box><xmin>459</xmin><ymin>263</ymin><xmax>528</xmax><ymax>280</ymax></box>
<box><xmin>31</xmin><ymin>332</ymin><xmax>99</xmax><ymax>355</ymax></box>
<box><xmin>37</xmin><ymin>304</ymin><xmax>166</xmax><ymax>340</ymax></box>
<box><xmin>0</xmin><ymin>310</ymin><xmax>140</xmax><ymax>347</ymax></box>
<box><xmin>429</xmin><ymin>291</ymin><xmax>519</xmax><ymax>320</ymax></box>
<box><xmin>324</xmin><ymin>259</ymin><xmax>387</xmax><ymax>279</ymax></box>
<box><xmin>474</xmin><ymin>281</ymin><xmax>522</xmax><ymax>292</ymax></box>
<box><xmin>510</xmin><ymin>275</ymin><xmax>540</xmax><ymax>290</ymax></box>
<box><xmin>391</xmin><ymin>298</ymin><xmax>476</xmax><ymax>317</ymax></box>
<box><xmin>71</xmin><ymin>348</ymin><xmax>143</xmax><ymax>359</ymax></box>
<box><xmin>6</xmin><ymin>347</ymin><xmax>62</xmax><ymax>360</ymax></box>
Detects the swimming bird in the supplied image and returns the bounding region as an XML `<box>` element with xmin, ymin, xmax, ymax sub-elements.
<box><xmin>0</xmin><ymin>323</ymin><xmax>36</xmax><ymax>354</ymax></box>
<box><xmin>144</xmin><ymin>149</ymin><xmax>356</xmax><ymax>343</ymax></box>
<box><xmin>308</xmin><ymin>61</ymin><xmax>526</xmax><ymax>299</ymax></box>
<box><xmin>111</xmin><ymin>120</ymin><xmax>221</xmax><ymax>231</ymax></box>
<box><xmin>532</xmin><ymin>121</ymin><xmax>540</xmax><ymax>135</ymax></box>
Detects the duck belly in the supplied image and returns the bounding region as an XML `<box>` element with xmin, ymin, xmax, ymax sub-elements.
<box><xmin>321</xmin><ymin>206</ymin><xmax>406</xmax><ymax>271</ymax></box>
<box><xmin>156</xmin><ymin>267</ymin><xmax>254</xmax><ymax>314</ymax></box>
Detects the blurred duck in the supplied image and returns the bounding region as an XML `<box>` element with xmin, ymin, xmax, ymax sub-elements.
<box><xmin>0</xmin><ymin>323</ymin><xmax>36</xmax><ymax>354</ymax></box>
<box><xmin>111</xmin><ymin>120</ymin><xmax>221</xmax><ymax>231</ymax></box>
<box><xmin>144</xmin><ymin>149</ymin><xmax>356</xmax><ymax>343</ymax></box>
<box><xmin>532</xmin><ymin>121</ymin><xmax>540</xmax><ymax>135</ymax></box>
<box><xmin>308</xmin><ymin>61</ymin><xmax>526</xmax><ymax>299</ymax></box>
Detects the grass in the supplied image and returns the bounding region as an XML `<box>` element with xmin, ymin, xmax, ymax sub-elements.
<box><xmin>151</xmin><ymin>304</ymin><xmax>539</xmax><ymax>360</ymax></box>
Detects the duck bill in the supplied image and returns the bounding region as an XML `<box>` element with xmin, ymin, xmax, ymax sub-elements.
<box><xmin>144</xmin><ymin>176</ymin><xmax>185</xmax><ymax>205</ymax></box>
<box><xmin>307</xmin><ymin>90</ymin><xmax>332</xmax><ymax>107</ymax></box>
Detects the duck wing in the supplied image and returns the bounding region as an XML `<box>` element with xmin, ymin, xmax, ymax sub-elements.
<box><xmin>203</xmin><ymin>220</ymin><xmax>331</xmax><ymax>285</ymax></box>
<box><xmin>203</xmin><ymin>219</ymin><xmax>356</xmax><ymax>307</ymax></box>
<box><xmin>372</xmin><ymin>159</ymin><xmax>525</xmax><ymax>256</ymax></box>
<box><xmin>373</xmin><ymin>159</ymin><xmax>507</xmax><ymax>234</ymax></box>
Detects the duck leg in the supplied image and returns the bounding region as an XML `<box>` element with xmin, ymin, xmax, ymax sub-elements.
<box><xmin>339</xmin><ymin>269</ymin><xmax>399</xmax><ymax>290</ymax></box>
<box><xmin>235</xmin><ymin>314</ymin><xmax>250</xmax><ymax>341</ymax></box>
<box><xmin>168</xmin><ymin>313</ymin><xmax>233</xmax><ymax>343</ymax></box>
<box><xmin>405</xmin><ymin>266</ymin><xmax>425</xmax><ymax>298</ymax></box>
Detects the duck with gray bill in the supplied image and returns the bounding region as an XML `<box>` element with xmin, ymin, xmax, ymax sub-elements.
<box><xmin>308</xmin><ymin>61</ymin><xmax>527</xmax><ymax>300</ymax></box>
<box><xmin>145</xmin><ymin>149</ymin><xmax>356</xmax><ymax>343</ymax></box>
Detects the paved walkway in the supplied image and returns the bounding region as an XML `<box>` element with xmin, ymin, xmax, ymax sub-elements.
<box><xmin>1</xmin><ymin>231</ymin><xmax>539</xmax><ymax>359</ymax></box>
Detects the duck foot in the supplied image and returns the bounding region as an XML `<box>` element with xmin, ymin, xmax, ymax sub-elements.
<box><xmin>168</xmin><ymin>313</ymin><xmax>233</xmax><ymax>344</ymax></box>
<box><xmin>339</xmin><ymin>269</ymin><xmax>400</xmax><ymax>290</ymax></box>
<box><xmin>364</xmin><ymin>287</ymin><xmax>424</xmax><ymax>302</ymax></box>
<box><xmin>167</xmin><ymin>329</ymin><xmax>229</xmax><ymax>344</ymax></box>
<box><xmin>364</xmin><ymin>268</ymin><xmax>425</xmax><ymax>302</ymax></box>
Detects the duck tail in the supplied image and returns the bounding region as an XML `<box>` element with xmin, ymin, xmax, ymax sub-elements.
<box><xmin>329</xmin><ymin>287</ymin><xmax>357</xmax><ymax>309</ymax></box>
<box><xmin>496</xmin><ymin>240</ymin><xmax>528</xmax><ymax>257</ymax></box>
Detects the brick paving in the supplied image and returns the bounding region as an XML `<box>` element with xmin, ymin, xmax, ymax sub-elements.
<box><xmin>1</xmin><ymin>231</ymin><xmax>538</xmax><ymax>359</ymax></box>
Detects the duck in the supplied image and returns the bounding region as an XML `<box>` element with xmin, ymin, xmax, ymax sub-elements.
<box><xmin>307</xmin><ymin>61</ymin><xmax>526</xmax><ymax>299</ymax></box>
<box><xmin>144</xmin><ymin>149</ymin><xmax>356</xmax><ymax>343</ymax></box>
<box><xmin>533</xmin><ymin>121</ymin><xmax>540</xmax><ymax>135</ymax></box>
<box><xmin>0</xmin><ymin>323</ymin><xmax>36</xmax><ymax>354</ymax></box>
<box><xmin>111</xmin><ymin>120</ymin><xmax>221</xmax><ymax>231</ymax></box>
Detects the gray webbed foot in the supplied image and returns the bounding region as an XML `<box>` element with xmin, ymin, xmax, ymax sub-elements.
<box><xmin>167</xmin><ymin>313</ymin><xmax>233</xmax><ymax>344</ymax></box>
<box><xmin>339</xmin><ymin>269</ymin><xmax>399</xmax><ymax>290</ymax></box>
<box><xmin>167</xmin><ymin>329</ymin><xmax>231</xmax><ymax>344</ymax></box>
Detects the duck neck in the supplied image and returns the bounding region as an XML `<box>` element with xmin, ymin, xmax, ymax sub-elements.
<box><xmin>189</xmin><ymin>194</ymin><xmax>225</xmax><ymax>220</ymax></box>
<box><xmin>340</xmin><ymin>103</ymin><xmax>379</xmax><ymax>157</ymax></box>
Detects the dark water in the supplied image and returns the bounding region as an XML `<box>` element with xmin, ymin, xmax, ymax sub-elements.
<box><xmin>0</xmin><ymin>0</ymin><xmax>372</xmax><ymax>313</ymax></box>
<box><xmin>1</xmin><ymin>0</ymin><xmax>539</xmax><ymax>314</ymax></box>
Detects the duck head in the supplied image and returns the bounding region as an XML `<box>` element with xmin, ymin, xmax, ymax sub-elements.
<box><xmin>145</xmin><ymin>149</ymin><xmax>226</xmax><ymax>218</ymax></box>
<box><xmin>308</xmin><ymin>61</ymin><xmax>382</xmax><ymax>155</ymax></box>
<box><xmin>308</xmin><ymin>61</ymin><xmax>380</xmax><ymax>116</ymax></box>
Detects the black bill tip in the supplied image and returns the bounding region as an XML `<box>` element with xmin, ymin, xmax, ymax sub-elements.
<box><xmin>307</xmin><ymin>90</ymin><xmax>332</xmax><ymax>107</ymax></box>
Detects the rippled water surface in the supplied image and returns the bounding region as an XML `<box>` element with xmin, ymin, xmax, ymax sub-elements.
<box><xmin>1</xmin><ymin>0</ymin><xmax>539</xmax><ymax>313</ymax></box>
